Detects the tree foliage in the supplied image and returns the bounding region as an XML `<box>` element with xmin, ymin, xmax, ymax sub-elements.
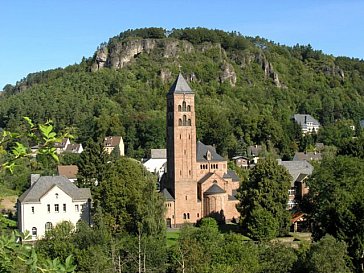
<box><xmin>238</xmin><ymin>157</ymin><xmax>291</xmax><ymax>240</ymax></box>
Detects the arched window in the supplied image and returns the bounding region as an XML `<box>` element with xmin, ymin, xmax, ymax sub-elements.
<box><xmin>178</xmin><ymin>119</ymin><xmax>182</xmax><ymax>126</ymax></box>
<box><xmin>182</xmin><ymin>101</ymin><xmax>187</xmax><ymax>111</ymax></box>
<box><xmin>187</xmin><ymin>105</ymin><xmax>191</xmax><ymax>112</ymax></box>
<box><xmin>183</xmin><ymin>115</ymin><xmax>187</xmax><ymax>126</ymax></box>
<box><xmin>32</xmin><ymin>227</ymin><xmax>37</xmax><ymax>236</ymax></box>
<box><xmin>45</xmin><ymin>222</ymin><xmax>53</xmax><ymax>232</ymax></box>
<box><xmin>178</xmin><ymin>105</ymin><xmax>181</xmax><ymax>112</ymax></box>
<box><xmin>183</xmin><ymin>213</ymin><xmax>187</xmax><ymax>219</ymax></box>
<box><xmin>188</xmin><ymin>119</ymin><xmax>191</xmax><ymax>126</ymax></box>
<box><xmin>187</xmin><ymin>213</ymin><xmax>190</xmax><ymax>219</ymax></box>
<box><xmin>216</xmin><ymin>164</ymin><xmax>218</xmax><ymax>169</ymax></box>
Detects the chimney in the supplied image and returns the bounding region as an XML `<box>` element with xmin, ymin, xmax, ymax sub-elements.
<box><xmin>304</xmin><ymin>115</ymin><xmax>307</xmax><ymax>124</ymax></box>
<box><xmin>30</xmin><ymin>174</ymin><xmax>41</xmax><ymax>186</ymax></box>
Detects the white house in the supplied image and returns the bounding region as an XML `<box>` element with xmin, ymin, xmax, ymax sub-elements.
<box><xmin>17</xmin><ymin>175</ymin><xmax>91</xmax><ymax>241</ymax></box>
<box><xmin>293</xmin><ymin>114</ymin><xmax>320</xmax><ymax>134</ymax></box>
<box><xmin>142</xmin><ymin>149</ymin><xmax>167</xmax><ymax>181</ymax></box>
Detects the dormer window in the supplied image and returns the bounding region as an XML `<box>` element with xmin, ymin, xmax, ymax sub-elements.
<box><xmin>206</xmin><ymin>150</ymin><xmax>212</xmax><ymax>161</ymax></box>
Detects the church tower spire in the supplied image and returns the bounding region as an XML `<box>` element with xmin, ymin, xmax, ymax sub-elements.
<box><xmin>166</xmin><ymin>73</ymin><xmax>198</xmax><ymax>225</ymax></box>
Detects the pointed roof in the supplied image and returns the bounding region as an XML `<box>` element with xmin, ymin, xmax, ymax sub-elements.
<box><xmin>18</xmin><ymin>176</ymin><xmax>91</xmax><ymax>203</ymax></box>
<box><xmin>196</xmin><ymin>141</ymin><xmax>225</xmax><ymax>162</ymax></box>
<box><xmin>204</xmin><ymin>184</ymin><xmax>226</xmax><ymax>195</ymax></box>
<box><xmin>161</xmin><ymin>188</ymin><xmax>175</xmax><ymax>201</ymax></box>
<box><xmin>168</xmin><ymin>73</ymin><xmax>193</xmax><ymax>95</ymax></box>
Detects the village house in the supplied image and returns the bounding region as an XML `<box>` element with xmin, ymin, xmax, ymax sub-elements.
<box><xmin>278</xmin><ymin>160</ymin><xmax>313</xmax><ymax>209</ymax></box>
<box><xmin>57</xmin><ymin>165</ymin><xmax>79</xmax><ymax>183</ymax></box>
<box><xmin>17</xmin><ymin>175</ymin><xmax>91</xmax><ymax>241</ymax></box>
<box><xmin>103</xmin><ymin>136</ymin><xmax>125</xmax><ymax>156</ymax></box>
<box><xmin>160</xmin><ymin>74</ymin><xmax>240</xmax><ymax>227</ymax></box>
<box><xmin>231</xmin><ymin>155</ymin><xmax>250</xmax><ymax>169</ymax></box>
<box><xmin>293</xmin><ymin>114</ymin><xmax>321</xmax><ymax>134</ymax></box>
<box><xmin>142</xmin><ymin>149</ymin><xmax>167</xmax><ymax>183</ymax></box>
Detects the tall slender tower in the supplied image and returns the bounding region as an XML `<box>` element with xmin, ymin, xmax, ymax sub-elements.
<box><xmin>166</xmin><ymin>74</ymin><xmax>199</xmax><ymax>225</ymax></box>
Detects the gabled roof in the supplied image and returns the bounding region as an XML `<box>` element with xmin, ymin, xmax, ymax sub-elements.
<box><xmin>65</xmin><ymin>143</ymin><xmax>82</xmax><ymax>153</ymax></box>
<box><xmin>161</xmin><ymin>188</ymin><xmax>174</xmax><ymax>201</ymax></box>
<box><xmin>223</xmin><ymin>170</ymin><xmax>240</xmax><ymax>182</ymax></box>
<box><xmin>57</xmin><ymin>165</ymin><xmax>78</xmax><ymax>179</ymax></box>
<box><xmin>104</xmin><ymin>136</ymin><xmax>123</xmax><ymax>147</ymax></box>
<box><xmin>18</xmin><ymin>176</ymin><xmax>91</xmax><ymax>203</ymax></box>
<box><xmin>204</xmin><ymin>184</ymin><xmax>226</xmax><ymax>195</ymax></box>
<box><xmin>293</xmin><ymin>114</ymin><xmax>320</xmax><ymax>127</ymax></box>
<box><xmin>196</xmin><ymin>141</ymin><xmax>225</xmax><ymax>162</ymax></box>
<box><xmin>293</xmin><ymin>152</ymin><xmax>322</xmax><ymax>161</ymax></box>
<box><xmin>151</xmin><ymin>149</ymin><xmax>167</xmax><ymax>159</ymax></box>
<box><xmin>279</xmin><ymin>160</ymin><xmax>314</xmax><ymax>186</ymax></box>
<box><xmin>168</xmin><ymin>73</ymin><xmax>193</xmax><ymax>95</ymax></box>
<box><xmin>54</xmin><ymin>138</ymin><xmax>69</xmax><ymax>149</ymax></box>
<box><xmin>198</xmin><ymin>172</ymin><xmax>215</xmax><ymax>184</ymax></box>
<box><xmin>247</xmin><ymin>145</ymin><xmax>263</xmax><ymax>157</ymax></box>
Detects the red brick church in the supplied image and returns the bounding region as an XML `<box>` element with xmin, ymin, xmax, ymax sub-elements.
<box><xmin>161</xmin><ymin>74</ymin><xmax>240</xmax><ymax>227</ymax></box>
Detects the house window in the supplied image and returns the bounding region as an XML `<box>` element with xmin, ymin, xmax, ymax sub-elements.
<box><xmin>197</xmin><ymin>213</ymin><xmax>199</xmax><ymax>218</ymax></box>
<box><xmin>178</xmin><ymin>105</ymin><xmax>181</xmax><ymax>112</ymax></box>
<box><xmin>54</xmin><ymin>204</ymin><xmax>59</xmax><ymax>213</ymax></box>
<box><xmin>185</xmin><ymin>195</ymin><xmax>188</xmax><ymax>200</ymax></box>
<box><xmin>45</xmin><ymin>222</ymin><xmax>53</xmax><ymax>232</ymax></box>
<box><xmin>55</xmin><ymin>193</ymin><xmax>59</xmax><ymax>199</ymax></box>
<box><xmin>178</xmin><ymin>119</ymin><xmax>182</xmax><ymax>126</ymax></box>
<box><xmin>32</xmin><ymin>227</ymin><xmax>37</xmax><ymax>236</ymax></box>
<box><xmin>183</xmin><ymin>213</ymin><xmax>186</xmax><ymax>219</ymax></box>
<box><xmin>182</xmin><ymin>101</ymin><xmax>186</xmax><ymax>111</ymax></box>
<box><xmin>31</xmin><ymin>206</ymin><xmax>34</xmax><ymax>214</ymax></box>
<box><xmin>187</xmin><ymin>119</ymin><xmax>191</xmax><ymax>126</ymax></box>
<box><xmin>63</xmin><ymin>204</ymin><xmax>66</xmax><ymax>212</ymax></box>
<box><xmin>187</xmin><ymin>213</ymin><xmax>190</xmax><ymax>219</ymax></box>
<box><xmin>47</xmin><ymin>204</ymin><xmax>50</xmax><ymax>213</ymax></box>
<box><xmin>75</xmin><ymin>205</ymin><xmax>79</xmax><ymax>212</ymax></box>
<box><xmin>187</xmin><ymin>105</ymin><xmax>191</xmax><ymax>112</ymax></box>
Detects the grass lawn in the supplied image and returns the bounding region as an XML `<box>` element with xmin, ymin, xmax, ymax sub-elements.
<box><xmin>166</xmin><ymin>229</ymin><xmax>181</xmax><ymax>247</ymax></box>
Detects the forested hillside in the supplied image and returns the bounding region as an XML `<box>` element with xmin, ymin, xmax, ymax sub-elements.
<box><xmin>1</xmin><ymin>27</ymin><xmax>364</xmax><ymax>159</ymax></box>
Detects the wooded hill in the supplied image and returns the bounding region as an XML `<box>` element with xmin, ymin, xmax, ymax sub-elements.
<box><xmin>1</xmin><ymin>27</ymin><xmax>364</xmax><ymax>159</ymax></box>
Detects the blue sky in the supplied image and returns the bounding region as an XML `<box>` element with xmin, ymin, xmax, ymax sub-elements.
<box><xmin>1</xmin><ymin>0</ymin><xmax>363</xmax><ymax>90</ymax></box>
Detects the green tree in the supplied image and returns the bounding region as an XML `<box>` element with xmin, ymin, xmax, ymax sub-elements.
<box><xmin>305</xmin><ymin>235</ymin><xmax>352</xmax><ymax>273</ymax></box>
<box><xmin>95</xmin><ymin>157</ymin><xmax>165</xmax><ymax>236</ymax></box>
<box><xmin>237</xmin><ymin>157</ymin><xmax>291</xmax><ymax>240</ymax></box>
<box><xmin>76</xmin><ymin>138</ymin><xmax>110</xmax><ymax>190</ymax></box>
<box><xmin>308</xmin><ymin>155</ymin><xmax>364</xmax><ymax>271</ymax></box>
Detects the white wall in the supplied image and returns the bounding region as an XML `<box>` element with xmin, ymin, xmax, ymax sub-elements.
<box><xmin>19</xmin><ymin>185</ymin><xmax>90</xmax><ymax>240</ymax></box>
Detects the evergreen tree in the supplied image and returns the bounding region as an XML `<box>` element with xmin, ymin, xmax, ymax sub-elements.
<box><xmin>76</xmin><ymin>138</ymin><xmax>110</xmax><ymax>190</ymax></box>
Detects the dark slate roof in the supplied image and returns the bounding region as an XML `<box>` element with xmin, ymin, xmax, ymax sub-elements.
<box><xmin>204</xmin><ymin>184</ymin><xmax>226</xmax><ymax>195</ymax></box>
<box><xmin>247</xmin><ymin>145</ymin><xmax>263</xmax><ymax>157</ymax></box>
<box><xmin>279</xmin><ymin>160</ymin><xmax>313</xmax><ymax>187</ymax></box>
<box><xmin>18</xmin><ymin>176</ymin><xmax>91</xmax><ymax>203</ymax></box>
<box><xmin>168</xmin><ymin>73</ymin><xmax>193</xmax><ymax>95</ymax></box>
<box><xmin>198</xmin><ymin>172</ymin><xmax>215</xmax><ymax>184</ymax></box>
<box><xmin>223</xmin><ymin>170</ymin><xmax>240</xmax><ymax>182</ymax></box>
<box><xmin>228</xmin><ymin>194</ymin><xmax>237</xmax><ymax>201</ymax></box>
<box><xmin>293</xmin><ymin>114</ymin><xmax>320</xmax><ymax>127</ymax></box>
<box><xmin>151</xmin><ymin>149</ymin><xmax>167</xmax><ymax>159</ymax></box>
<box><xmin>293</xmin><ymin>152</ymin><xmax>322</xmax><ymax>161</ymax></box>
<box><xmin>196</xmin><ymin>141</ymin><xmax>225</xmax><ymax>162</ymax></box>
<box><xmin>161</xmin><ymin>188</ymin><xmax>175</xmax><ymax>201</ymax></box>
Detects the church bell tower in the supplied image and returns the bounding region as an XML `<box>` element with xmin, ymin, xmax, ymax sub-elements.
<box><xmin>166</xmin><ymin>73</ymin><xmax>198</xmax><ymax>225</ymax></box>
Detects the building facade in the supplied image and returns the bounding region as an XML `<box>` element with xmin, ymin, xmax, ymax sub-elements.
<box><xmin>161</xmin><ymin>74</ymin><xmax>240</xmax><ymax>227</ymax></box>
<box><xmin>17</xmin><ymin>175</ymin><xmax>91</xmax><ymax>241</ymax></box>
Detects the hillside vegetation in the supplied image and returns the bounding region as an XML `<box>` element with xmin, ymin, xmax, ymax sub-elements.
<box><xmin>1</xmin><ymin>27</ymin><xmax>364</xmax><ymax>159</ymax></box>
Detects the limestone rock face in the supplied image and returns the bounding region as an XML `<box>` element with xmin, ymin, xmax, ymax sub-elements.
<box><xmin>256</xmin><ymin>52</ymin><xmax>282</xmax><ymax>88</ymax></box>
<box><xmin>321</xmin><ymin>64</ymin><xmax>345</xmax><ymax>81</ymax></box>
<box><xmin>92</xmin><ymin>38</ymin><xmax>195</xmax><ymax>70</ymax></box>
<box><xmin>219</xmin><ymin>61</ymin><xmax>237</xmax><ymax>86</ymax></box>
<box><xmin>108</xmin><ymin>39</ymin><xmax>157</xmax><ymax>69</ymax></box>
<box><xmin>160</xmin><ymin>68</ymin><xmax>172</xmax><ymax>83</ymax></box>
